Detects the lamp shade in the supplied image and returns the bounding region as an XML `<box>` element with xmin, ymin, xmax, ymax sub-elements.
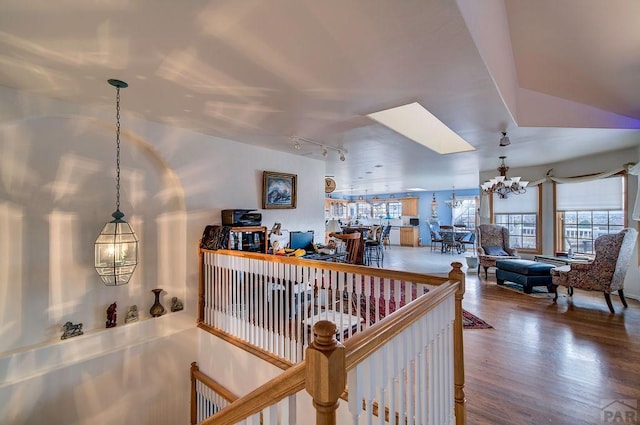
<box><xmin>95</xmin><ymin>211</ymin><xmax>138</xmax><ymax>286</ymax></box>
<box><xmin>326</xmin><ymin>219</ymin><xmax>342</xmax><ymax>234</ymax></box>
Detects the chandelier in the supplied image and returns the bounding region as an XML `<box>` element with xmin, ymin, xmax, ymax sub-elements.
<box><xmin>94</xmin><ymin>79</ymin><xmax>139</xmax><ymax>286</ymax></box>
<box><xmin>445</xmin><ymin>187</ymin><xmax>463</xmax><ymax>208</ymax></box>
<box><xmin>481</xmin><ymin>156</ymin><xmax>528</xmax><ymax>199</ymax></box>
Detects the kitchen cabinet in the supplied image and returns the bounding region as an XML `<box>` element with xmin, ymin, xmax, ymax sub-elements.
<box><xmin>325</xmin><ymin>198</ymin><xmax>348</xmax><ymax>220</ymax></box>
<box><xmin>401</xmin><ymin>197</ymin><xmax>419</xmax><ymax>216</ymax></box>
<box><xmin>400</xmin><ymin>226</ymin><xmax>419</xmax><ymax>247</ymax></box>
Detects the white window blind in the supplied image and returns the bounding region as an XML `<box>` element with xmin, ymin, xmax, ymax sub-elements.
<box><xmin>556</xmin><ymin>177</ymin><xmax>623</xmax><ymax>210</ymax></box>
<box><xmin>493</xmin><ymin>186</ymin><xmax>538</xmax><ymax>213</ymax></box>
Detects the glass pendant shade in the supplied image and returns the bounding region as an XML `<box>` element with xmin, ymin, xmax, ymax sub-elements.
<box><xmin>95</xmin><ymin>210</ymin><xmax>138</xmax><ymax>286</ymax></box>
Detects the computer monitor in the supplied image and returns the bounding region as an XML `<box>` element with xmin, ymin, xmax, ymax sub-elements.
<box><xmin>289</xmin><ymin>230</ymin><xmax>315</xmax><ymax>252</ymax></box>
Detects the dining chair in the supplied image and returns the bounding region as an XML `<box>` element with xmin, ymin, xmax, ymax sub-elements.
<box><xmin>329</xmin><ymin>232</ymin><xmax>361</xmax><ymax>264</ymax></box>
<box><xmin>381</xmin><ymin>224</ymin><xmax>392</xmax><ymax>250</ymax></box>
<box><xmin>439</xmin><ymin>225</ymin><xmax>462</xmax><ymax>254</ymax></box>
<box><xmin>430</xmin><ymin>230</ymin><xmax>443</xmax><ymax>252</ymax></box>
<box><xmin>459</xmin><ymin>231</ymin><xmax>475</xmax><ymax>252</ymax></box>
<box><xmin>364</xmin><ymin>225</ymin><xmax>386</xmax><ymax>267</ymax></box>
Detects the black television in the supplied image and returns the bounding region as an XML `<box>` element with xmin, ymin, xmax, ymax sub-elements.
<box><xmin>289</xmin><ymin>230</ymin><xmax>315</xmax><ymax>252</ymax></box>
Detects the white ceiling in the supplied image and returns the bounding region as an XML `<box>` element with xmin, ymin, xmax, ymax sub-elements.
<box><xmin>1</xmin><ymin>0</ymin><xmax>638</xmax><ymax>195</ymax></box>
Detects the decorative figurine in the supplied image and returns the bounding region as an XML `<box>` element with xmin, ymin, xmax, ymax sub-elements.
<box><xmin>106</xmin><ymin>302</ymin><xmax>117</xmax><ymax>328</ymax></box>
<box><xmin>61</xmin><ymin>321</ymin><xmax>83</xmax><ymax>340</ymax></box>
<box><xmin>171</xmin><ymin>297</ymin><xmax>184</xmax><ymax>312</ymax></box>
<box><xmin>431</xmin><ymin>193</ymin><xmax>439</xmax><ymax>221</ymax></box>
<box><xmin>125</xmin><ymin>305</ymin><xmax>139</xmax><ymax>323</ymax></box>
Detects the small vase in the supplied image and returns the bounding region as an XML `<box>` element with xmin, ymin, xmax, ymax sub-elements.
<box><xmin>150</xmin><ymin>288</ymin><xmax>165</xmax><ymax>317</ymax></box>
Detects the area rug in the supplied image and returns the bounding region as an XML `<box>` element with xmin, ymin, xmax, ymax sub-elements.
<box><xmin>498</xmin><ymin>282</ymin><xmax>563</xmax><ymax>299</ymax></box>
<box><xmin>462</xmin><ymin>309</ymin><xmax>493</xmax><ymax>329</ymax></box>
<box><xmin>354</xmin><ymin>278</ymin><xmax>492</xmax><ymax>329</ymax></box>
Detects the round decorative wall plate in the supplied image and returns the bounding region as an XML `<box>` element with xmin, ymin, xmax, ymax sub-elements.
<box><xmin>324</xmin><ymin>177</ymin><xmax>336</xmax><ymax>193</ymax></box>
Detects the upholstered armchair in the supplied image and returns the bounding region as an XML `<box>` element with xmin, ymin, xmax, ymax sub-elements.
<box><xmin>477</xmin><ymin>224</ymin><xmax>519</xmax><ymax>278</ymax></box>
<box><xmin>551</xmin><ymin>228</ymin><xmax>638</xmax><ymax>313</ymax></box>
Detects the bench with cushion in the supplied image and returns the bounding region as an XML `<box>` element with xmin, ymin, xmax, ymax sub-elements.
<box><xmin>495</xmin><ymin>259</ymin><xmax>555</xmax><ymax>294</ymax></box>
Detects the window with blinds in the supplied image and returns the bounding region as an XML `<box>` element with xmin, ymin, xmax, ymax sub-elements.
<box><xmin>555</xmin><ymin>175</ymin><xmax>625</xmax><ymax>254</ymax></box>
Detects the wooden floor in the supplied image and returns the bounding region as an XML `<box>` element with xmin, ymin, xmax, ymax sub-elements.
<box><xmin>381</xmin><ymin>245</ymin><xmax>640</xmax><ymax>425</ymax></box>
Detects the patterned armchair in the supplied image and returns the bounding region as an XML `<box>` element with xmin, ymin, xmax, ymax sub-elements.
<box><xmin>477</xmin><ymin>224</ymin><xmax>519</xmax><ymax>278</ymax></box>
<box><xmin>551</xmin><ymin>228</ymin><xmax>638</xmax><ymax>313</ymax></box>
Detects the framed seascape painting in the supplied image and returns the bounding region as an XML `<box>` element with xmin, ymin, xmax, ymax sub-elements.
<box><xmin>263</xmin><ymin>171</ymin><xmax>297</xmax><ymax>209</ymax></box>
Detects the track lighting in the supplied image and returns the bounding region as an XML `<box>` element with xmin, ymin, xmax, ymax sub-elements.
<box><xmin>290</xmin><ymin>135</ymin><xmax>347</xmax><ymax>161</ymax></box>
<box><xmin>499</xmin><ymin>131</ymin><xmax>511</xmax><ymax>147</ymax></box>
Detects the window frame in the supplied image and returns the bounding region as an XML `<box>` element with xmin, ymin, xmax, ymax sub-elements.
<box><xmin>452</xmin><ymin>197</ymin><xmax>477</xmax><ymax>229</ymax></box>
<box><xmin>490</xmin><ymin>185</ymin><xmax>542</xmax><ymax>254</ymax></box>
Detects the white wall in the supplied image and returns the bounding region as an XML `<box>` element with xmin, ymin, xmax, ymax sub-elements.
<box><xmin>0</xmin><ymin>86</ymin><xmax>325</xmax><ymax>424</ymax></box>
<box><xmin>481</xmin><ymin>147</ymin><xmax>640</xmax><ymax>299</ymax></box>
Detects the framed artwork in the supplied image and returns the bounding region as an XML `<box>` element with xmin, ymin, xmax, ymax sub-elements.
<box><xmin>263</xmin><ymin>171</ymin><xmax>297</xmax><ymax>209</ymax></box>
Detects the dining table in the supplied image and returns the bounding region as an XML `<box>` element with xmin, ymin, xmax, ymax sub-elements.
<box><xmin>438</xmin><ymin>227</ymin><xmax>470</xmax><ymax>254</ymax></box>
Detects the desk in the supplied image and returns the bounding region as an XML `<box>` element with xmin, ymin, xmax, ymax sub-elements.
<box><xmin>302</xmin><ymin>252</ymin><xmax>341</xmax><ymax>262</ymax></box>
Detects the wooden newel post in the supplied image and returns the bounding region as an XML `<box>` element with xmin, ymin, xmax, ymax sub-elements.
<box><xmin>449</xmin><ymin>262</ymin><xmax>467</xmax><ymax>425</ymax></box>
<box><xmin>305</xmin><ymin>320</ymin><xmax>346</xmax><ymax>425</ymax></box>
<box><xmin>190</xmin><ymin>362</ymin><xmax>198</xmax><ymax>425</ymax></box>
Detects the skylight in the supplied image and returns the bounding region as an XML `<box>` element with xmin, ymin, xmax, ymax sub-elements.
<box><xmin>367</xmin><ymin>102</ymin><xmax>475</xmax><ymax>154</ymax></box>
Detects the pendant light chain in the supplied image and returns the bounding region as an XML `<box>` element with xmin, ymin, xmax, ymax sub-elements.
<box><xmin>115</xmin><ymin>85</ymin><xmax>121</xmax><ymax>213</ymax></box>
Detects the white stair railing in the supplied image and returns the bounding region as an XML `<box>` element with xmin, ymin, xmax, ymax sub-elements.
<box><xmin>347</xmin><ymin>297</ymin><xmax>455</xmax><ymax>424</ymax></box>
<box><xmin>197</xmin><ymin>249</ymin><xmax>466</xmax><ymax>425</ymax></box>
<box><xmin>200</xmin><ymin>250</ymin><xmax>434</xmax><ymax>364</ymax></box>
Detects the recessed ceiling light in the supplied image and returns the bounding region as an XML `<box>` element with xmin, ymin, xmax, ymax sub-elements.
<box><xmin>365</xmin><ymin>171</ymin><xmax>372</xmax><ymax>174</ymax></box>
<box><xmin>367</xmin><ymin>102</ymin><xmax>475</xmax><ymax>154</ymax></box>
<box><xmin>374</xmin><ymin>164</ymin><xmax>383</xmax><ymax>168</ymax></box>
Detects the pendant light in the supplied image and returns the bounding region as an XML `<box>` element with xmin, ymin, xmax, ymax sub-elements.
<box><xmin>94</xmin><ymin>79</ymin><xmax>138</xmax><ymax>286</ymax></box>
<box><xmin>481</xmin><ymin>156</ymin><xmax>528</xmax><ymax>199</ymax></box>
<box><xmin>445</xmin><ymin>186</ymin><xmax>463</xmax><ymax>208</ymax></box>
